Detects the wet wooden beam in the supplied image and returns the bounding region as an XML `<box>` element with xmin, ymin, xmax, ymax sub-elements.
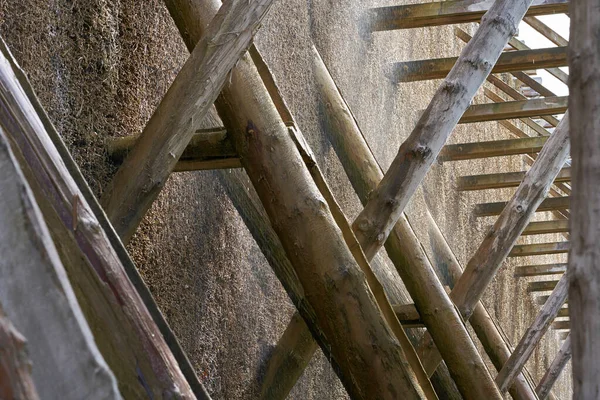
<box><xmin>523</xmin><ymin>16</ymin><xmax>569</xmax><ymax>47</ymax></box>
<box><xmin>458</xmin><ymin>168</ymin><xmax>570</xmax><ymax>190</ymax></box>
<box><xmin>393</xmin><ymin>47</ymin><xmax>566</xmax><ymax>83</ymax></box>
<box><xmin>496</xmin><ymin>274</ymin><xmax>569</xmax><ymax>392</ymax></box>
<box><xmin>459</xmin><ymin>96</ymin><xmax>567</xmax><ymax>124</ymax></box>
<box><xmin>514</xmin><ymin>263</ymin><xmax>568</xmax><ymax>277</ymax></box>
<box><xmin>509</xmin><ymin>242</ymin><xmax>570</xmax><ymax>257</ymax></box>
<box><xmin>536</xmin><ymin>333</ymin><xmax>571</xmax><ymax>400</ymax></box>
<box><xmin>528</xmin><ymin>280</ymin><xmax>561</xmax><ymax>292</ymax></box>
<box><xmin>474</xmin><ymin>196</ymin><xmax>569</xmax><ymax>217</ymax></box>
<box><xmin>369</xmin><ymin>0</ymin><xmax>568</xmax><ymax>31</ymax></box>
<box><xmin>439</xmin><ymin>136</ymin><xmax>548</xmax><ymax>162</ymax></box>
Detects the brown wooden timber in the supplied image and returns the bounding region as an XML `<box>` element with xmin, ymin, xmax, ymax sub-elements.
<box><xmin>496</xmin><ymin>274</ymin><xmax>569</xmax><ymax>392</ymax></box>
<box><xmin>458</xmin><ymin>96</ymin><xmax>567</xmax><ymax>124</ymax></box>
<box><xmin>523</xmin><ymin>16</ymin><xmax>569</xmax><ymax>47</ymax></box>
<box><xmin>514</xmin><ymin>263</ymin><xmax>568</xmax><ymax>277</ymax></box>
<box><xmin>552</xmin><ymin>320</ymin><xmax>570</xmax><ymax>330</ymax></box>
<box><xmin>106</xmin><ymin>128</ymin><xmax>241</xmax><ymax>172</ymax></box>
<box><xmin>509</xmin><ymin>242</ymin><xmax>570</xmax><ymax>257</ymax></box>
<box><xmin>369</xmin><ymin>0</ymin><xmax>568</xmax><ymax>31</ymax></box>
<box><xmin>0</xmin><ymin>305</ymin><xmax>40</xmax><ymax>400</ymax></box>
<box><xmin>528</xmin><ymin>280</ymin><xmax>561</xmax><ymax>292</ymax></box>
<box><xmin>439</xmin><ymin>136</ymin><xmax>548</xmax><ymax>162</ymax></box>
<box><xmin>474</xmin><ymin>196</ymin><xmax>570</xmax><ymax>217</ymax></box>
<box><xmin>0</xmin><ymin>38</ymin><xmax>205</xmax><ymax>399</ymax></box>
<box><xmin>458</xmin><ymin>168</ymin><xmax>571</xmax><ymax>191</ymax></box>
<box><xmin>102</xmin><ymin>0</ymin><xmax>275</xmax><ymax>243</ymax></box>
<box><xmin>313</xmin><ymin>46</ymin><xmax>501</xmax><ymax>400</ymax></box>
<box><xmin>569</xmin><ymin>0</ymin><xmax>600</xmax><ymax>396</ymax></box>
<box><xmin>164</xmin><ymin>1</ymin><xmax>435</xmax><ymax>398</ymax></box>
<box><xmin>536</xmin><ymin>333</ymin><xmax>571</xmax><ymax>399</ymax></box>
<box><xmin>508</xmin><ymin>36</ymin><xmax>568</xmax><ymax>84</ymax></box>
<box><xmin>537</xmin><ymin>295</ymin><xmax>568</xmax><ymax>306</ymax></box>
<box><xmin>393</xmin><ymin>46</ymin><xmax>566</xmax><ymax>83</ymax></box>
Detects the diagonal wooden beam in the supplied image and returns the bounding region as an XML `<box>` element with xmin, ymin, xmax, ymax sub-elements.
<box><xmin>535</xmin><ymin>333</ymin><xmax>571</xmax><ymax>399</ymax></box>
<box><xmin>459</xmin><ymin>96</ymin><xmax>567</xmax><ymax>124</ymax></box>
<box><xmin>496</xmin><ymin>274</ymin><xmax>569</xmax><ymax>392</ymax></box>
<box><xmin>523</xmin><ymin>16</ymin><xmax>569</xmax><ymax>47</ymax></box>
<box><xmin>101</xmin><ymin>0</ymin><xmax>275</xmax><ymax>243</ymax></box>
<box><xmin>440</xmin><ymin>136</ymin><xmax>548</xmax><ymax>162</ymax></box>
<box><xmin>514</xmin><ymin>263</ymin><xmax>568</xmax><ymax>277</ymax></box>
<box><xmin>508</xmin><ymin>36</ymin><xmax>568</xmax><ymax>84</ymax></box>
<box><xmin>369</xmin><ymin>0</ymin><xmax>568</xmax><ymax>31</ymax></box>
<box><xmin>474</xmin><ymin>196</ymin><xmax>570</xmax><ymax>217</ymax></box>
<box><xmin>569</xmin><ymin>1</ymin><xmax>600</xmax><ymax>397</ymax></box>
<box><xmin>458</xmin><ymin>168</ymin><xmax>571</xmax><ymax>191</ymax></box>
<box><xmin>509</xmin><ymin>242</ymin><xmax>570</xmax><ymax>257</ymax></box>
<box><xmin>393</xmin><ymin>47</ymin><xmax>566</xmax><ymax>83</ymax></box>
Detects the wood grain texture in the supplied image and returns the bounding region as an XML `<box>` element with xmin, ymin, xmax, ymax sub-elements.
<box><xmin>536</xmin><ymin>333</ymin><xmax>571</xmax><ymax>399</ymax></box>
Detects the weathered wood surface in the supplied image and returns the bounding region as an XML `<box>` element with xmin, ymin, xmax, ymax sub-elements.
<box><xmin>569</xmin><ymin>0</ymin><xmax>600</xmax><ymax>397</ymax></box>
<box><xmin>523</xmin><ymin>16</ymin><xmax>569</xmax><ymax>47</ymax></box>
<box><xmin>508</xmin><ymin>36</ymin><xmax>568</xmax><ymax>84</ymax></box>
<box><xmin>165</xmin><ymin>1</ymin><xmax>435</xmax><ymax>398</ymax></box>
<box><xmin>369</xmin><ymin>0</ymin><xmax>568</xmax><ymax>31</ymax></box>
<box><xmin>0</xmin><ymin>37</ymin><xmax>205</xmax><ymax>399</ymax></box>
<box><xmin>474</xmin><ymin>196</ymin><xmax>570</xmax><ymax>217</ymax></box>
<box><xmin>552</xmin><ymin>320</ymin><xmax>570</xmax><ymax>330</ymax></box>
<box><xmin>496</xmin><ymin>274</ymin><xmax>569</xmax><ymax>392</ymax></box>
<box><xmin>107</xmin><ymin>127</ymin><xmax>241</xmax><ymax>171</ymax></box>
<box><xmin>459</xmin><ymin>96</ymin><xmax>567</xmax><ymax>124</ymax></box>
<box><xmin>522</xmin><ymin>220</ymin><xmax>570</xmax><ymax>236</ymax></box>
<box><xmin>528</xmin><ymin>281</ymin><xmax>561</xmax><ymax>292</ymax></box>
<box><xmin>458</xmin><ymin>168</ymin><xmax>570</xmax><ymax>191</ymax></box>
<box><xmin>313</xmin><ymin>45</ymin><xmax>501</xmax><ymax>400</ymax></box>
<box><xmin>536</xmin><ymin>333</ymin><xmax>571</xmax><ymax>400</ymax></box>
<box><xmin>537</xmin><ymin>295</ymin><xmax>568</xmax><ymax>306</ymax></box>
<box><xmin>439</xmin><ymin>136</ymin><xmax>548</xmax><ymax>162</ymax></box>
<box><xmin>514</xmin><ymin>263</ymin><xmax>568</xmax><ymax>277</ymax></box>
<box><xmin>509</xmin><ymin>242</ymin><xmax>570</xmax><ymax>257</ymax></box>
<box><xmin>393</xmin><ymin>46</ymin><xmax>566</xmax><ymax>82</ymax></box>
<box><xmin>0</xmin><ymin>305</ymin><xmax>40</xmax><ymax>400</ymax></box>
<box><xmin>102</xmin><ymin>0</ymin><xmax>275</xmax><ymax>243</ymax></box>
<box><xmin>0</xmin><ymin>125</ymin><xmax>120</xmax><ymax>399</ymax></box>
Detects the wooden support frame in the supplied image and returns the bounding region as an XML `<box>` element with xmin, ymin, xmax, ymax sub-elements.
<box><xmin>514</xmin><ymin>263</ymin><xmax>567</xmax><ymax>277</ymax></box>
<box><xmin>522</xmin><ymin>220</ymin><xmax>570</xmax><ymax>236</ymax></box>
<box><xmin>369</xmin><ymin>0</ymin><xmax>568</xmax><ymax>31</ymax></box>
<box><xmin>459</xmin><ymin>96</ymin><xmax>567</xmax><ymax>124</ymax></box>
<box><xmin>509</xmin><ymin>242</ymin><xmax>570</xmax><ymax>257</ymax></box>
<box><xmin>439</xmin><ymin>136</ymin><xmax>548</xmax><ymax>162</ymax></box>
<box><xmin>528</xmin><ymin>281</ymin><xmax>561</xmax><ymax>292</ymax></box>
<box><xmin>458</xmin><ymin>168</ymin><xmax>570</xmax><ymax>191</ymax></box>
<box><xmin>536</xmin><ymin>333</ymin><xmax>571</xmax><ymax>399</ymax></box>
<box><xmin>552</xmin><ymin>321</ymin><xmax>570</xmax><ymax>330</ymax></box>
<box><xmin>523</xmin><ymin>16</ymin><xmax>569</xmax><ymax>47</ymax></box>
<box><xmin>474</xmin><ymin>196</ymin><xmax>569</xmax><ymax>217</ymax></box>
<box><xmin>393</xmin><ymin>46</ymin><xmax>566</xmax><ymax>83</ymax></box>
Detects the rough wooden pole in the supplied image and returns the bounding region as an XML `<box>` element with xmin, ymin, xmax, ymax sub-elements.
<box><xmin>496</xmin><ymin>274</ymin><xmax>569</xmax><ymax>392</ymax></box>
<box><xmin>164</xmin><ymin>1</ymin><xmax>435</xmax><ymax>398</ymax></box>
<box><xmin>0</xmin><ymin>305</ymin><xmax>40</xmax><ymax>400</ymax></box>
<box><xmin>417</xmin><ymin>113</ymin><xmax>570</xmax><ymax>375</ymax></box>
<box><xmin>536</xmin><ymin>333</ymin><xmax>571</xmax><ymax>400</ymax></box>
<box><xmin>353</xmin><ymin>0</ymin><xmax>535</xmax><ymax>260</ymax></box>
<box><xmin>102</xmin><ymin>0</ymin><xmax>275</xmax><ymax>243</ymax></box>
<box><xmin>0</xmin><ymin>38</ymin><xmax>204</xmax><ymax>399</ymax></box>
<box><xmin>568</xmin><ymin>0</ymin><xmax>600</xmax><ymax>397</ymax></box>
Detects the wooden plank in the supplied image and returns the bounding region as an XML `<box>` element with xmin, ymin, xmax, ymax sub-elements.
<box><xmin>474</xmin><ymin>196</ymin><xmax>569</xmax><ymax>217</ymax></box>
<box><xmin>458</xmin><ymin>168</ymin><xmax>571</xmax><ymax>190</ymax></box>
<box><xmin>514</xmin><ymin>263</ymin><xmax>568</xmax><ymax>277</ymax></box>
<box><xmin>552</xmin><ymin>320</ymin><xmax>570</xmax><ymax>330</ymax></box>
<box><xmin>459</xmin><ymin>96</ymin><xmax>567</xmax><ymax>124</ymax></box>
<box><xmin>0</xmin><ymin>37</ymin><xmax>206</xmax><ymax>399</ymax></box>
<box><xmin>528</xmin><ymin>280</ymin><xmax>560</xmax><ymax>292</ymax></box>
<box><xmin>393</xmin><ymin>47</ymin><xmax>566</xmax><ymax>83</ymax></box>
<box><xmin>509</xmin><ymin>242</ymin><xmax>570</xmax><ymax>257</ymax></box>
<box><xmin>523</xmin><ymin>16</ymin><xmax>569</xmax><ymax>47</ymax></box>
<box><xmin>569</xmin><ymin>1</ymin><xmax>600</xmax><ymax>397</ymax></box>
<box><xmin>496</xmin><ymin>274</ymin><xmax>569</xmax><ymax>392</ymax></box>
<box><xmin>369</xmin><ymin>0</ymin><xmax>568</xmax><ymax>31</ymax></box>
<box><xmin>536</xmin><ymin>333</ymin><xmax>571</xmax><ymax>400</ymax></box>
<box><xmin>508</xmin><ymin>36</ymin><xmax>568</xmax><ymax>84</ymax></box>
<box><xmin>439</xmin><ymin>136</ymin><xmax>548</xmax><ymax>162</ymax></box>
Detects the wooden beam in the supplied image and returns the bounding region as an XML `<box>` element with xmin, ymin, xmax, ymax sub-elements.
<box><xmin>102</xmin><ymin>0</ymin><xmax>275</xmax><ymax>243</ymax></box>
<box><xmin>508</xmin><ymin>36</ymin><xmax>568</xmax><ymax>84</ymax></box>
<box><xmin>536</xmin><ymin>333</ymin><xmax>571</xmax><ymax>400</ymax></box>
<box><xmin>458</xmin><ymin>168</ymin><xmax>571</xmax><ymax>190</ymax></box>
<box><xmin>0</xmin><ymin>38</ymin><xmax>205</xmax><ymax>399</ymax></box>
<box><xmin>514</xmin><ymin>263</ymin><xmax>568</xmax><ymax>277</ymax></box>
<box><xmin>496</xmin><ymin>274</ymin><xmax>569</xmax><ymax>392</ymax></box>
<box><xmin>524</xmin><ymin>16</ymin><xmax>569</xmax><ymax>47</ymax></box>
<box><xmin>459</xmin><ymin>96</ymin><xmax>567</xmax><ymax>124</ymax></box>
<box><xmin>569</xmin><ymin>1</ymin><xmax>600</xmax><ymax>396</ymax></box>
<box><xmin>474</xmin><ymin>196</ymin><xmax>569</xmax><ymax>217</ymax></box>
<box><xmin>528</xmin><ymin>280</ymin><xmax>560</xmax><ymax>292</ymax></box>
<box><xmin>509</xmin><ymin>242</ymin><xmax>570</xmax><ymax>257</ymax></box>
<box><xmin>552</xmin><ymin>320</ymin><xmax>571</xmax><ymax>330</ymax></box>
<box><xmin>393</xmin><ymin>47</ymin><xmax>566</xmax><ymax>83</ymax></box>
<box><xmin>107</xmin><ymin>128</ymin><xmax>241</xmax><ymax>172</ymax></box>
<box><xmin>369</xmin><ymin>0</ymin><xmax>568</xmax><ymax>31</ymax></box>
<box><xmin>439</xmin><ymin>136</ymin><xmax>548</xmax><ymax>162</ymax></box>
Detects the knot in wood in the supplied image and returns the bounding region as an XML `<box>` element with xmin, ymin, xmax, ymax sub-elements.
<box><xmin>246</xmin><ymin>120</ymin><xmax>259</xmax><ymax>138</ymax></box>
<box><xmin>412</xmin><ymin>144</ymin><xmax>431</xmax><ymax>159</ymax></box>
<box><xmin>357</xmin><ymin>219</ymin><xmax>370</xmax><ymax>232</ymax></box>
<box><xmin>376</xmin><ymin>232</ymin><xmax>386</xmax><ymax>244</ymax></box>
<box><xmin>442</xmin><ymin>80</ymin><xmax>461</xmax><ymax>94</ymax></box>
<box><xmin>515</xmin><ymin>204</ymin><xmax>525</xmax><ymax>214</ymax></box>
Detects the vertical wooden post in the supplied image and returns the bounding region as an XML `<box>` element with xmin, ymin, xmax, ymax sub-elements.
<box><xmin>568</xmin><ymin>0</ymin><xmax>600</xmax><ymax>397</ymax></box>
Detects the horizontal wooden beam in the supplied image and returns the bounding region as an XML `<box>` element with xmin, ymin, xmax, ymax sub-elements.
<box><xmin>514</xmin><ymin>263</ymin><xmax>567</xmax><ymax>277</ymax></box>
<box><xmin>528</xmin><ymin>280</ymin><xmax>560</xmax><ymax>292</ymax></box>
<box><xmin>522</xmin><ymin>220</ymin><xmax>570</xmax><ymax>236</ymax></box>
<box><xmin>393</xmin><ymin>47</ymin><xmax>567</xmax><ymax>82</ymax></box>
<box><xmin>369</xmin><ymin>0</ymin><xmax>568</xmax><ymax>31</ymax></box>
<box><xmin>459</xmin><ymin>96</ymin><xmax>568</xmax><ymax>124</ymax></box>
<box><xmin>552</xmin><ymin>320</ymin><xmax>570</xmax><ymax>330</ymax></box>
<box><xmin>107</xmin><ymin>128</ymin><xmax>241</xmax><ymax>171</ymax></box>
<box><xmin>458</xmin><ymin>168</ymin><xmax>571</xmax><ymax>190</ymax></box>
<box><xmin>439</xmin><ymin>136</ymin><xmax>548</xmax><ymax>161</ymax></box>
<box><xmin>509</xmin><ymin>242</ymin><xmax>570</xmax><ymax>257</ymax></box>
<box><xmin>474</xmin><ymin>196</ymin><xmax>570</xmax><ymax>217</ymax></box>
